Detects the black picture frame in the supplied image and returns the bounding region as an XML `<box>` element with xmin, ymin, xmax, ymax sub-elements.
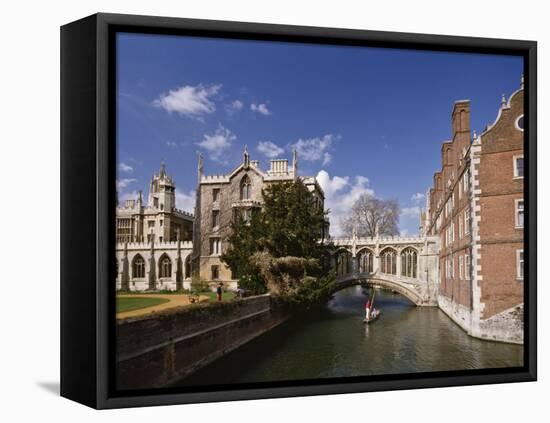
<box><xmin>60</xmin><ymin>12</ymin><xmax>537</xmax><ymax>409</ymax></box>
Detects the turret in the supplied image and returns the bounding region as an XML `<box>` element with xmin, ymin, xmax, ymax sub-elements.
<box><xmin>197</xmin><ymin>153</ymin><xmax>204</xmax><ymax>183</ymax></box>
<box><xmin>147</xmin><ymin>162</ymin><xmax>176</xmax><ymax>211</ymax></box>
<box><xmin>243</xmin><ymin>145</ymin><xmax>250</xmax><ymax>167</ymax></box>
<box><xmin>292</xmin><ymin>147</ymin><xmax>298</xmax><ymax>179</ymax></box>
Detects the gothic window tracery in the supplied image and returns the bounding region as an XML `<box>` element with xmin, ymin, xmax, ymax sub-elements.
<box><xmin>132</xmin><ymin>254</ymin><xmax>145</xmax><ymax>278</ymax></box>
<box><xmin>357</xmin><ymin>249</ymin><xmax>374</xmax><ymax>273</ymax></box>
<box><xmin>240</xmin><ymin>175</ymin><xmax>251</xmax><ymax>200</ymax></box>
<box><xmin>159</xmin><ymin>254</ymin><xmax>172</xmax><ymax>278</ymax></box>
<box><xmin>401</xmin><ymin>247</ymin><xmax>418</xmax><ymax>278</ymax></box>
<box><xmin>380</xmin><ymin>248</ymin><xmax>397</xmax><ymax>275</ymax></box>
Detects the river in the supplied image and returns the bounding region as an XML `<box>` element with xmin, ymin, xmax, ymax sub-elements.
<box><xmin>177</xmin><ymin>286</ymin><xmax>523</xmax><ymax>387</ymax></box>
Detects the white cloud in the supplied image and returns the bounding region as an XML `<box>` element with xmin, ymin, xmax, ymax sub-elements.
<box><xmin>226</xmin><ymin>100</ymin><xmax>243</xmax><ymax>114</ymax></box>
<box><xmin>294</xmin><ymin>134</ymin><xmax>334</xmax><ymax>163</ymax></box>
<box><xmin>153</xmin><ymin>84</ymin><xmax>221</xmax><ymax>118</ymax></box>
<box><xmin>316</xmin><ymin>170</ymin><xmax>374</xmax><ymax>237</ymax></box>
<box><xmin>166</xmin><ymin>141</ymin><xmax>177</xmax><ymax>147</ymax></box>
<box><xmin>250</xmin><ymin>103</ymin><xmax>271</xmax><ymax>116</ymax></box>
<box><xmin>401</xmin><ymin>206</ymin><xmax>421</xmax><ymax>218</ymax></box>
<box><xmin>257</xmin><ymin>141</ymin><xmax>284</xmax><ymax>158</ymax></box>
<box><xmin>196</xmin><ymin>125</ymin><xmax>236</xmax><ymax>162</ymax></box>
<box><xmin>411</xmin><ymin>192</ymin><xmax>425</xmax><ymax>205</ymax></box>
<box><xmin>116</xmin><ymin>178</ymin><xmax>136</xmax><ymax>190</ymax></box>
<box><xmin>400</xmin><ymin>229</ymin><xmax>409</xmax><ymax>237</ymax></box>
<box><xmin>176</xmin><ymin>190</ymin><xmax>196</xmax><ymax>214</ymax></box>
<box><xmin>119</xmin><ymin>162</ymin><xmax>133</xmax><ymax>173</ymax></box>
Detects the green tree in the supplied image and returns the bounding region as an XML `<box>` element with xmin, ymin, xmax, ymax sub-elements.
<box><xmin>221</xmin><ymin>179</ymin><xmax>334</xmax><ymax>299</ymax></box>
<box><xmin>220</xmin><ymin>208</ymin><xmax>267</xmax><ymax>294</ymax></box>
<box><xmin>261</xmin><ymin>181</ymin><xmax>329</xmax><ymax>264</ymax></box>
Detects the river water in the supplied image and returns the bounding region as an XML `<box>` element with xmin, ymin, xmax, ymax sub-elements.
<box><xmin>178</xmin><ymin>286</ymin><xmax>523</xmax><ymax>386</ymax></box>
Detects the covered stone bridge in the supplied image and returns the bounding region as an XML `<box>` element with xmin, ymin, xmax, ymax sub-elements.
<box><xmin>329</xmin><ymin>235</ymin><xmax>440</xmax><ymax>306</ymax></box>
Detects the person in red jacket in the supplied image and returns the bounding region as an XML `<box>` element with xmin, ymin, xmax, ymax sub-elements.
<box><xmin>365</xmin><ymin>297</ymin><xmax>372</xmax><ymax>321</ymax></box>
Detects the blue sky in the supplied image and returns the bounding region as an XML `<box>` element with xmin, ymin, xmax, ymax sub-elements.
<box><xmin>116</xmin><ymin>32</ymin><xmax>523</xmax><ymax>236</ymax></box>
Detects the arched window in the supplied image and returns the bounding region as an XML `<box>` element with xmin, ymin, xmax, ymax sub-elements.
<box><xmin>401</xmin><ymin>247</ymin><xmax>418</xmax><ymax>278</ymax></box>
<box><xmin>380</xmin><ymin>248</ymin><xmax>397</xmax><ymax>275</ymax></box>
<box><xmin>335</xmin><ymin>250</ymin><xmax>351</xmax><ymax>276</ymax></box>
<box><xmin>159</xmin><ymin>254</ymin><xmax>172</xmax><ymax>278</ymax></box>
<box><xmin>357</xmin><ymin>249</ymin><xmax>374</xmax><ymax>274</ymax></box>
<box><xmin>184</xmin><ymin>255</ymin><xmax>191</xmax><ymax>279</ymax></box>
<box><xmin>240</xmin><ymin>175</ymin><xmax>251</xmax><ymax>200</ymax></box>
<box><xmin>132</xmin><ymin>254</ymin><xmax>145</xmax><ymax>279</ymax></box>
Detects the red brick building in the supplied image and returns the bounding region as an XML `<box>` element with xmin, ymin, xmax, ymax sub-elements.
<box><xmin>425</xmin><ymin>76</ymin><xmax>524</xmax><ymax>344</ymax></box>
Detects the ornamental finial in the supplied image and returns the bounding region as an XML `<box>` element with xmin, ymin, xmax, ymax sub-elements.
<box><xmin>243</xmin><ymin>145</ymin><xmax>250</xmax><ymax>166</ymax></box>
<box><xmin>520</xmin><ymin>74</ymin><xmax>524</xmax><ymax>89</ymax></box>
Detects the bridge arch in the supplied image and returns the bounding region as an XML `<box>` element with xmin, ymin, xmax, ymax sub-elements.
<box><xmin>334</xmin><ymin>274</ymin><xmax>424</xmax><ymax>306</ymax></box>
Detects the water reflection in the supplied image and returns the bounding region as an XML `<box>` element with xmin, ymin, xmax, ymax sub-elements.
<box><xmin>178</xmin><ymin>286</ymin><xmax>523</xmax><ymax>387</ymax></box>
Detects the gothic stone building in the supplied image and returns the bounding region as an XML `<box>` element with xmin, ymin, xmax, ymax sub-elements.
<box><xmin>424</xmin><ymin>76</ymin><xmax>524</xmax><ymax>344</ymax></box>
<box><xmin>116</xmin><ymin>163</ymin><xmax>194</xmax><ymax>244</ymax></box>
<box><xmin>192</xmin><ymin>148</ymin><xmax>326</xmax><ymax>287</ymax></box>
<box><xmin>115</xmin><ymin>163</ymin><xmax>194</xmax><ymax>291</ymax></box>
<box><xmin>115</xmin><ymin>240</ymin><xmax>193</xmax><ymax>291</ymax></box>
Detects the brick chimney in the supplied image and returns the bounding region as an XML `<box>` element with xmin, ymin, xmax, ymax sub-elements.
<box><xmin>452</xmin><ymin>100</ymin><xmax>471</xmax><ymax>158</ymax></box>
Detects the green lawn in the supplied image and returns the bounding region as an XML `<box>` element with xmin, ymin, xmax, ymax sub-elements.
<box><xmin>116</xmin><ymin>297</ymin><xmax>170</xmax><ymax>313</ymax></box>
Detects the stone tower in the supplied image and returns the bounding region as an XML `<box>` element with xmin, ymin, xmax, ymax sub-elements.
<box><xmin>148</xmin><ymin>161</ymin><xmax>176</xmax><ymax>212</ymax></box>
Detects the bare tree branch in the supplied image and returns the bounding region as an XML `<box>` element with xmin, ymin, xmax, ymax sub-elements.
<box><xmin>340</xmin><ymin>193</ymin><xmax>400</xmax><ymax>237</ymax></box>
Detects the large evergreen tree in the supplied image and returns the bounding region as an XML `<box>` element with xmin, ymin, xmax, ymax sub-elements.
<box><xmin>221</xmin><ymin>179</ymin><xmax>333</xmax><ymax>298</ymax></box>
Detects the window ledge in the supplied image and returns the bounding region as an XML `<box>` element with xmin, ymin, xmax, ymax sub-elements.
<box><xmin>513</xmin><ymin>176</ymin><xmax>524</xmax><ymax>180</ymax></box>
<box><xmin>515</xmin><ymin>225</ymin><xmax>524</xmax><ymax>230</ymax></box>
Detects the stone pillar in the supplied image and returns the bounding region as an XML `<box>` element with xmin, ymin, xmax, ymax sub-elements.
<box><xmin>176</xmin><ymin>239</ymin><xmax>183</xmax><ymax>290</ymax></box>
<box><xmin>121</xmin><ymin>242</ymin><xmax>130</xmax><ymax>291</ymax></box>
<box><xmin>396</xmin><ymin>251</ymin><xmax>402</xmax><ymax>277</ymax></box>
<box><xmin>148</xmin><ymin>233</ymin><xmax>156</xmax><ymax>290</ymax></box>
<box><xmin>373</xmin><ymin>242</ymin><xmax>380</xmax><ymax>273</ymax></box>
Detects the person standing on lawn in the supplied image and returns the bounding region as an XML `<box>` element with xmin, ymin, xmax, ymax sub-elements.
<box><xmin>216</xmin><ymin>282</ymin><xmax>223</xmax><ymax>302</ymax></box>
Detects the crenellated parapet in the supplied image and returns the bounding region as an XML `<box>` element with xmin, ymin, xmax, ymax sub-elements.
<box><xmin>171</xmin><ymin>207</ymin><xmax>194</xmax><ymax>219</ymax></box>
<box><xmin>116</xmin><ymin>240</ymin><xmax>193</xmax><ymax>251</ymax></box>
<box><xmin>331</xmin><ymin>235</ymin><xmax>433</xmax><ymax>246</ymax></box>
<box><xmin>200</xmin><ymin>174</ymin><xmax>230</xmax><ymax>184</ymax></box>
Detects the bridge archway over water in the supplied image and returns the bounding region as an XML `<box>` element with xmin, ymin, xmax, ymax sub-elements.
<box><xmin>334</xmin><ymin>274</ymin><xmax>425</xmax><ymax>305</ymax></box>
<box><xmin>329</xmin><ymin>235</ymin><xmax>440</xmax><ymax>306</ymax></box>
